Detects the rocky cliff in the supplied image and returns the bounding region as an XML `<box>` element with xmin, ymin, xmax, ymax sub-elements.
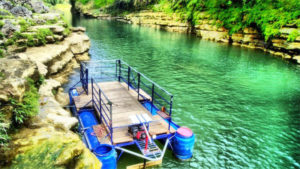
<box><xmin>0</xmin><ymin>0</ymin><xmax>101</xmax><ymax>168</ymax></box>
<box><xmin>121</xmin><ymin>11</ymin><xmax>300</xmax><ymax>63</ymax></box>
<box><xmin>74</xmin><ymin>5</ymin><xmax>300</xmax><ymax>64</ymax></box>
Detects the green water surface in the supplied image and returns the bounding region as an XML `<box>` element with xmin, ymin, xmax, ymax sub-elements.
<box><xmin>67</xmin><ymin>16</ymin><xmax>300</xmax><ymax>168</ymax></box>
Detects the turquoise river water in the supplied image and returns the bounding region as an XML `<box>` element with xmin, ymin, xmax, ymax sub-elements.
<box><xmin>65</xmin><ymin>16</ymin><xmax>300</xmax><ymax>168</ymax></box>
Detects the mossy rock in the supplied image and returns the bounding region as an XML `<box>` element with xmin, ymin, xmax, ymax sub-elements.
<box><xmin>1</xmin><ymin>127</ymin><xmax>101</xmax><ymax>169</ymax></box>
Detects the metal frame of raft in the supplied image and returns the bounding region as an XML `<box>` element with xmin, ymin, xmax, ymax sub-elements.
<box><xmin>68</xmin><ymin>60</ymin><xmax>195</xmax><ymax>168</ymax></box>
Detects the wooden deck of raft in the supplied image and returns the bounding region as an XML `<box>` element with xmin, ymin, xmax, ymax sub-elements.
<box><xmin>74</xmin><ymin>81</ymin><xmax>176</xmax><ymax>145</ymax></box>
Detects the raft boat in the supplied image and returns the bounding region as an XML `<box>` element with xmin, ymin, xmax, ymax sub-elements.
<box><xmin>68</xmin><ymin>60</ymin><xmax>195</xmax><ymax>168</ymax></box>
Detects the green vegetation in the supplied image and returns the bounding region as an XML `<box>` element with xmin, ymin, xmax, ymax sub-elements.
<box><xmin>44</xmin><ymin>0</ymin><xmax>63</xmax><ymax>6</ymax></box>
<box><xmin>52</xmin><ymin>89</ymin><xmax>57</xmax><ymax>96</ymax></box>
<box><xmin>35</xmin><ymin>28</ymin><xmax>54</xmax><ymax>45</ymax></box>
<box><xmin>0</xmin><ymin>72</ymin><xmax>4</xmax><ymax>79</ymax></box>
<box><xmin>0</xmin><ymin>109</ymin><xmax>10</xmax><ymax>146</ymax></box>
<box><xmin>157</xmin><ymin>0</ymin><xmax>300</xmax><ymax>40</ymax></box>
<box><xmin>46</xmin><ymin>18</ymin><xmax>59</xmax><ymax>25</ymax></box>
<box><xmin>10</xmin><ymin>78</ymin><xmax>39</xmax><ymax>125</ymax></box>
<box><xmin>62</xmin><ymin>27</ymin><xmax>70</xmax><ymax>36</ymax></box>
<box><xmin>93</xmin><ymin>0</ymin><xmax>114</xmax><ymax>8</ymax></box>
<box><xmin>79</xmin><ymin>0</ymin><xmax>300</xmax><ymax>41</ymax></box>
<box><xmin>8</xmin><ymin>28</ymin><xmax>54</xmax><ymax>47</ymax></box>
<box><xmin>10</xmin><ymin>142</ymin><xmax>66</xmax><ymax>169</ymax></box>
<box><xmin>0</xmin><ymin>9</ymin><xmax>13</xmax><ymax>19</ymax></box>
<box><xmin>287</xmin><ymin>30</ymin><xmax>299</xmax><ymax>42</ymax></box>
<box><xmin>0</xmin><ymin>32</ymin><xmax>4</xmax><ymax>40</ymax></box>
<box><xmin>0</xmin><ymin>77</ymin><xmax>40</xmax><ymax>146</ymax></box>
<box><xmin>0</xmin><ymin>49</ymin><xmax>4</xmax><ymax>58</ymax></box>
<box><xmin>19</xmin><ymin>19</ymin><xmax>30</xmax><ymax>32</ymax></box>
<box><xmin>0</xmin><ymin>21</ymin><xmax>4</xmax><ymax>29</ymax></box>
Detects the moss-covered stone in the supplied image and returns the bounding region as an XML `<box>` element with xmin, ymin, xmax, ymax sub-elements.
<box><xmin>1</xmin><ymin>127</ymin><xmax>101</xmax><ymax>168</ymax></box>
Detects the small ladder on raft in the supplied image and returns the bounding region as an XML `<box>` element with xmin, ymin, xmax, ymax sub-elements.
<box><xmin>136</xmin><ymin>140</ymin><xmax>162</xmax><ymax>159</ymax></box>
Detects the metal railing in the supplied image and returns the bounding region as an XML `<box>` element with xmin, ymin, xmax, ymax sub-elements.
<box><xmin>83</xmin><ymin>60</ymin><xmax>117</xmax><ymax>82</ymax></box>
<box><xmin>116</xmin><ymin>60</ymin><xmax>174</xmax><ymax>129</ymax></box>
<box><xmin>75</xmin><ymin>59</ymin><xmax>174</xmax><ymax>137</ymax></box>
<box><xmin>80</xmin><ymin>63</ymin><xmax>89</xmax><ymax>95</ymax></box>
<box><xmin>91</xmin><ymin>78</ymin><xmax>113</xmax><ymax>144</ymax></box>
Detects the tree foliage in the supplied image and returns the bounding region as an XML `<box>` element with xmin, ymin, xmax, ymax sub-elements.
<box><xmin>10</xmin><ymin>78</ymin><xmax>39</xmax><ymax>125</ymax></box>
<box><xmin>82</xmin><ymin>0</ymin><xmax>299</xmax><ymax>41</ymax></box>
<box><xmin>161</xmin><ymin>0</ymin><xmax>300</xmax><ymax>40</ymax></box>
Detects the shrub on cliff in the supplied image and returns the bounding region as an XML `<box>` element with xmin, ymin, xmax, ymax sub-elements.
<box><xmin>0</xmin><ymin>110</ymin><xmax>10</xmax><ymax>146</ymax></box>
<box><xmin>44</xmin><ymin>0</ymin><xmax>63</xmax><ymax>6</ymax></box>
<box><xmin>35</xmin><ymin>28</ymin><xmax>54</xmax><ymax>45</ymax></box>
<box><xmin>156</xmin><ymin>0</ymin><xmax>300</xmax><ymax>41</ymax></box>
<box><xmin>10</xmin><ymin>78</ymin><xmax>39</xmax><ymax>125</ymax></box>
<box><xmin>0</xmin><ymin>49</ymin><xmax>4</xmax><ymax>58</ymax></box>
<box><xmin>0</xmin><ymin>77</ymin><xmax>40</xmax><ymax>147</ymax></box>
<box><xmin>10</xmin><ymin>28</ymin><xmax>54</xmax><ymax>47</ymax></box>
<box><xmin>86</xmin><ymin>0</ymin><xmax>299</xmax><ymax>41</ymax></box>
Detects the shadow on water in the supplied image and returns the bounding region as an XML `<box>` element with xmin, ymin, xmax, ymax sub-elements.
<box><xmin>64</xmin><ymin>14</ymin><xmax>300</xmax><ymax>168</ymax></box>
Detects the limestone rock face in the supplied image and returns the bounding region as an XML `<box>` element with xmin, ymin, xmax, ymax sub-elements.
<box><xmin>11</xmin><ymin>0</ymin><xmax>31</xmax><ymax>6</ymax></box>
<box><xmin>124</xmin><ymin>11</ymin><xmax>191</xmax><ymax>33</ymax></box>
<box><xmin>35</xmin><ymin>79</ymin><xmax>78</xmax><ymax>131</ymax></box>
<box><xmin>0</xmin><ymin>59</ymin><xmax>38</xmax><ymax>102</ymax></box>
<box><xmin>117</xmin><ymin>11</ymin><xmax>300</xmax><ymax>62</ymax></box>
<box><xmin>24</xmin><ymin>31</ymin><xmax>90</xmax><ymax>76</ymax></box>
<box><xmin>0</xmin><ymin>0</ymin><xmax>13</xmax><ymax>10</ymax></box>
<box><xmin>39</xmin><ymin>79</ymin><xmax>61</xmax><ymax>97</ymax></box>
<box><xmin>76</xmin><ymin>52</ymin><xmax>90</xmax><ymax>61</ymax></box>
<box><xmin>10</xmin><ymin>6</ymin><xmax>32</xmax><ymax>17</ymax></box>
<box><xmin>30</xmin><ymin>0</ymin><xmax>49</xmax><ymax>13</ymax></box>
<box><xmin>196</xmin><ymin>30</ymin><xmax>229</xmax><ymax>42</ymax></box>
<box><xmin>33</xmin><ymin>12</ymin><xmax>61</xmax><ymax>21</ymax></box>
<box><xmin>1</xmin><ymin>20</ymin><xmax>20</xmax><ymax>38</ymax></box>
<box><xmin>70</xmin><ymin>27</ymin><xmax>86</xmax><ymax>32</ymax></box>
<box><xmin>293</xmin><ymin>55</ymin><xmax>300</xmax><ymax>63</ymax></box>
<box><xmin>30</xmin><ymin>25</ymin><xmax>65</xmax><ymax>34</ymax></box>
<box><xmin>67</xmin><ymin>32</ymin><xmax>90</xmax><ymax>54</ymax></box>
<box><xmin>0</xmin><ymin>127</ymin><xmax>101</xmax><ymax>168</ymax></box>
<box><xmin>55</xmin><ymin>87</ymin><xmax>69</xmax><ymax>106</ymax></box>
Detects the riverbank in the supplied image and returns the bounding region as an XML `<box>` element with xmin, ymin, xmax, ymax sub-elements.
<box><xmin>0</xmin><ymin>1</ymin><xmax>101</xmax><ymax>168</ymax></box>
<box><xmin>74</xmin><ymin>2</ymin><xmax>300</xmax><ymax>64</ymax></box>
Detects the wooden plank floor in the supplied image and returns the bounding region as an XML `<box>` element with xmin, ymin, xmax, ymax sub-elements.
<box><xmin>75</xmin><ymin>81</ymin><xmax>175</xmax><ymax>145</ymax></box>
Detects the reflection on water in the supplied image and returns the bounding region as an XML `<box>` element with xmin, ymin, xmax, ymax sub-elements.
<box><xmin>66</xmin><ymin>16</ymin><xmax>300</xmax><ymax>168</ymax></box>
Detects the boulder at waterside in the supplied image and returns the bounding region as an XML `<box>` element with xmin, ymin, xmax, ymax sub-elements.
<box><xmin>0</xmin><ymin>127</ymin><xmax>102</xmax><ymax>168</ymax></box>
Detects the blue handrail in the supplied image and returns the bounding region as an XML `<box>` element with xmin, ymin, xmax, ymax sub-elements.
<box><xmin>116</xmin><ymin>60</ymin><xmax>174</xmax><ymax>130</ymax></box>
<box><xmin>72</xmin><ymin>59</ymin><xmax>174</xmax><ymax>139</ymax></box>
<box><xmin>91</xmin><ymin>78</ymin><xmax>113</xmax><ymax>144</ymax></box>
<box><xmin>80</xmin><ymin>63</ymin><xmax>89</xmax><ymax>95</ymax></box>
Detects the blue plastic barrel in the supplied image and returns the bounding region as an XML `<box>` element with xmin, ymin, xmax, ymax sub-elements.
<box><xmin>94</xmin><ymin>144</ymin><xmax>117</xmax><ymax>169</ymax></box>
<box><xmin>78</xmin><ymin>111</ymin><xmax>98</xmax><ymax>128</ymax></box>
<box><xmin>172</xmin><ymin>127</ymin><xmax>195</xmax><ymax>160</ymax></box>
<box><xmin>78</xmin><ymin>111</ymin><xmax>100</xmax><ymax>150</ymax></box>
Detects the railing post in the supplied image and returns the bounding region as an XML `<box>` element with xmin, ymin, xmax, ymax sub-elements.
<box><xmin>151</xmin><ymin>83</ymin><xmax>154</xmax><ymax>113</ymax></box>
<box><xmin>127</xmin><ymin>66</ymin><xmax>131</xmax><ymax>90</ymax></box>
<box><xmin>92</xmin><ymin>78</ymin><xmax>94</xmax><ymax>107</ymax></box>
<box><xmin>115</xmin><ymin>60</ymin><xmax>118</xmax><ymax>80</ymax></box>
<box><xmin>118</xmin><ymin>60</ymin><xmax>121</xmax><ymax>82</ymax></box>
<box><xmin>80</xmin><ymin>63</ymin><xmax>84</xmax><ymax>92</ymax></box>
<box><xmin>110</xmin><ymin>103</ymin><xmax>113</xmax><ymax>144</ymax></box>
<box><xmin>99</xmin><ymin>89</ymin><xmax>102</xmax><ymax>123</ymax></box>
<box><xmin>168</xmin><ymin>95</ymin><xmax>173</xmax><ymax>130</ymax></box>
<box><xmin>137</xmin><ymin>73</ymin><xmax>140</xmax><ymax>101</ymax></box>
<box><xmin>85</xmin><ymin>68</ymin><xmax>89</xmax><ymax>95</ymax></box>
